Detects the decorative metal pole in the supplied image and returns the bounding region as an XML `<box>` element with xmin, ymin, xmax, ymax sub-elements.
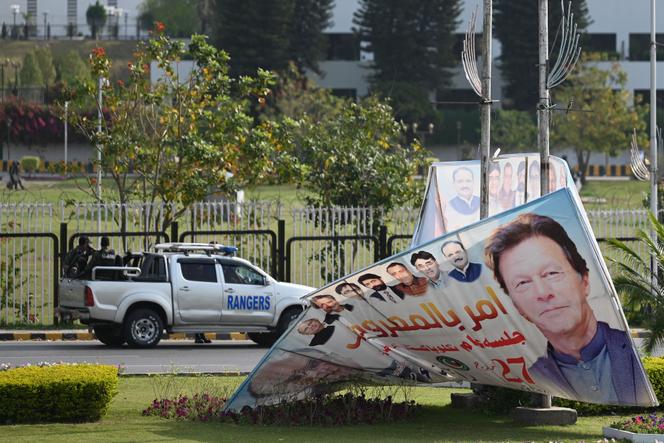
<box><xmin>537</xmin><ymin>0</ymin><xmax>552</xmax><ymax>410</ymax></box>
<box><xmin>461</xmin><ymin>1</ymin><xmax>492</xmax><ymax>219</ymax></box>
<box><xmin>650</xmin><ymin>0</ymin><xmax>658</xmax><ymax>218</ymax></box>
<box><xmin>479</xmin><ymin>0</ymin><xmax>493</xmax><ymax>219</ymax></box>
<box><xmin>538</xmin><ymin>0</ymin><xmax>550</xmax><ymax>201</ymax></box>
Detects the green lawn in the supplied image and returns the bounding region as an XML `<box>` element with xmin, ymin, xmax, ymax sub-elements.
<box><xmin>579</xmin><ymin>179</ymin><xmax>649</xmax><ymax>210</ymax></box>
<box><xmin>1</xmin><ymin>375</ymin><xmax>640</xmax><ymax>442</ymax></box>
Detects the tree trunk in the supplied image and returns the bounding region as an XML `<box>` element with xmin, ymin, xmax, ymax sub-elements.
<box><xmin>576</xmin><ymin>149</ymin><xmax>590</xmax><ymax>185</ymax></box>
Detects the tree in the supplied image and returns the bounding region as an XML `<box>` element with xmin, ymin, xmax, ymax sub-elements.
<box><xmin>86</xmin><ymin>1</ymin><xmax>107</xmax><ymax>40</ymax></box>
<box><xmin>213</xmin><ymin>0</ymin><xmax>295</xmax><ymax>77</ymax></box>
<box><xmin>551</xmin><ymin>54</ymin><xmax>647</xmax><ymax>184</ymax></box>
<box><xmin>288</xmin><ymin>0</ymin><xmax>333</xmax><ymax>74</ymax></box>
<box><xmin>67</xmin><ymin>28</ymin><xmax>298</xmax><ymax>234</ymax></box>
<box><xmin>353</xmin><ymin>0</ymin><xmax>461</xmax><ymax>122</ymax></box>
<box><xmin>138</xmin><ymin>0</ymin><xmax>200</xmax><ymax>38</ymax></box>
<box><xmin>212</xmin><ymin>0</ymin><xmax>332</xmax><ymax>76</ymax></box>
<box><xmin>608</xmin><ymin>212</ymin><xmax>664</xmax><ymax>353</ymax></box>
<box><xmin>33</xmin><ymin>47</ymin><xmax>56</xmax><ymax>87</ymax></box>
<box><xmin>20</xmin><ymin>52</ymin><xmax>43</xmax><ymax>86</ymax></box>
<box><xmin>290</xmin><ymin>96</ymin><xmax>428</xmax><ymax>209</ymax></box>
<box><xmin>55</xmin><ymin>50</ymin><xmax>89</xmax><ymax>84</ymax></box>
<box><xmin>492</xmin><ymin>109</ymin><xmax>537</xmax><ymax>152</ymax></box>
<box><xmin>494</xmin><ymin>0</ymin><xmax>590</xmax><ymax>110</ymax></box>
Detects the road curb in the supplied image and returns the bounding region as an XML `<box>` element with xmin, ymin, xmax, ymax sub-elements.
<box><xmin>0</xmin><ymin>331</ymin><xmax>249</xmax><ymax>341</ymax></box>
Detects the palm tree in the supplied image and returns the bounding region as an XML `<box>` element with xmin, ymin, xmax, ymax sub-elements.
<box><xmin>608</xmin><ymin>211</ymin><xmax>664</xmax><ymax>353</ymax></box>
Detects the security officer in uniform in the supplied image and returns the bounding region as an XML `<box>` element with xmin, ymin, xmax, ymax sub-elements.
<box><xmin>85</xmin><ymin>236</ymin><xmax>116</xmax><ymax>280</ymax></box>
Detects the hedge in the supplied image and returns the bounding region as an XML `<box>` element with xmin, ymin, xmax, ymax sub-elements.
<box><xmin>0</xmin><ymin>364</ymin><xmax>119</xmax><ymax>424</ymax></box>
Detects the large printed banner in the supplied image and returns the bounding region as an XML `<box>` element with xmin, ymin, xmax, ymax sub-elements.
<box><xmin>412</xmin><ymin>155</ymin><xmax>573</xmax><ymax>245</ymax></box>
<box><xmin>225</xmin><ymin>189</ymin><xmax>657</xmax><ymax>411</ymax></box>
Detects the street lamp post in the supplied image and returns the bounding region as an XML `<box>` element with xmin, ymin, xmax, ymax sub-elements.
<box><xmin>0</xmin><ymin>60</ymin><xmax>5</xmax><ymax>102</ymax></box>
<box><xmin>64</xmin><ymin>101</ymin><xmax>68</xmax><ymax>176</ymax></box>
<box><xmin>42</xmin><ymin>11</ymin><xmax>48</xmax><ymax>40</ymax></box>
<box><xmin>10</xmin><ymin>4</ymin><xmax>19</xmax><ymax>39</ymax></box>
<box><xmin>97</xmin><ymin>76</ymin><xmax>104</xmax><ymax>232</ymax></box>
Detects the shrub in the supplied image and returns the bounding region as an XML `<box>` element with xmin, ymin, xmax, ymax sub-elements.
<box><xmin>20</xmin><ymin>156</ymin><xmax>40</xmax><ymax>174</ymax></box>
<box><xmin>0</xmin><ymin>363</ymin><xmax>119</xmax><ymax>423</ymax></box>
<box><xmin>644</xmin><ymin>357</ymin><xmax>664</xmax><ymax>403</ymax></box>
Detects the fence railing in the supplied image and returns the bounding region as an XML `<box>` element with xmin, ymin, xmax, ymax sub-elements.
<box><xmin>0</xmin><ymin>202</ymin><xmax>654</xmax><ymax>326</ymax></box>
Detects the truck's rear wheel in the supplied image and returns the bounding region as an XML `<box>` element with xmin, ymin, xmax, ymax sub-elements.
<box><xmin>93</xmin><ymin>325</ymin><xmax>125</xmax><ymax>347</ymax></box>
<box><xmin>249</xmin><ymin>306</ymin><xmax>303</xmax><ymax>347</ymax></box>
<box><xmin>124</xmin><ymin>308</ymin><xmax>163</xmax><ymax>348</ymax></box>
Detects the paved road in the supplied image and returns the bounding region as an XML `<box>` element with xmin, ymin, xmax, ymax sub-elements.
<box><xmin>0</xmin><ymin>340</ymin><xmax>268</xmax><ymax>374</ymax></box>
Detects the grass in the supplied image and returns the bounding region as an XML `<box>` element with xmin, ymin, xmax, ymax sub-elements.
<box><xmin>0</xmin><ymin>375</ymin><xmax>642</xmax><ymax>442</ymax></box>
<box><xmin>579</xmin><ymin>179</ymin><xmax>649</xmax><ymax>210</ymax></box>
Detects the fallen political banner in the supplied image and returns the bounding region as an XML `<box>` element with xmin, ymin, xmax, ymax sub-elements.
<box><xmin>224</xmin><ymin>188</ymin><xmax>657</xmax><ymax>411</ymax></box>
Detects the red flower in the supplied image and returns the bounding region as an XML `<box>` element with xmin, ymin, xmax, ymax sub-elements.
<box><xmin>92</xmin><ymin>47</ymin><xmax>106</xmax><ymax>58</ymax></box>
<box><xmin>155</xmin><ymin>21</ymin><xmax>166</xmax><ymax>33</ymax></box>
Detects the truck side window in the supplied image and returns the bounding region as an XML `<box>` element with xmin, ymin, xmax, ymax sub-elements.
<box><xmin>222</xmin><ymin>263</ymin><xmax>265</xmax><ymax>286</ymax></box>
<box><xmin>136</xmin><ymin>255</ymin><xmax>167</xmax><ymax>282</ymax></box>
<box><xmin>180</xmin><ymin>262</ymin><xmax>217</xmax><ymax>283</ymax></box>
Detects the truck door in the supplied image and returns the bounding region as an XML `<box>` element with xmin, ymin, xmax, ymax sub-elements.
<box><xmin>174</xmin><ymin>258</ymin><xmax>222</xmax><ymax>323</ymax></box>
<box><xmin>219</xmin><ymin>261</ymin><xmax>275</xmax><ymax>325</ymax></box>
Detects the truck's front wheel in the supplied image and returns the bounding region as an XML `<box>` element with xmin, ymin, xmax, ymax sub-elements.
<box><xmin>124</xmin><ymin>308</ymin><xmax>163</xmax><ymax>348</ymax></box>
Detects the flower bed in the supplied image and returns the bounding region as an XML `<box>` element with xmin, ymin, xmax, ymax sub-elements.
<box><xmin>604</xmin><ymin>414</ymin><xmax>664</xmax><ymax>443</ymax></box>
<box><xmin>143</xmin><ymin>392</ymin><xmax>420</xmax><ymax>426</ymax></box>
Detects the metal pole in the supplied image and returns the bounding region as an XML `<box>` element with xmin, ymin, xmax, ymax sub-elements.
<box><xmin>650</xmin><ymin>0</ymin><xmax>658</xmax><ymax>217</ymax></box>
<box><xmin>64</xmin><ymin>101</ymin><xmax>68</xmax><ymax>176</ymax></box>
<box><xmin>97</xmin><ymin>77</ymin><xmax>103</xmax><ymax>233</ymax></box>
<box><xmin>538</xmin><ymin>0</ymin><xmax>552</xmax><ymax>410</ymax></box>
<box><xmin>539</xmin><ymin>0</ymin><xmax>550</xmax><ymax>199</ymax></box>
<box><xmin>479</xmin><ymin>0</ymin><xmax>492</xmax><ymax>220</ymax></box>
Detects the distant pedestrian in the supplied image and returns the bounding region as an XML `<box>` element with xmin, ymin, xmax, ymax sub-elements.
<box><xmin>9</xmin><ymin>162</ymin><xmax>24</xmax><ymax>190</ymax></box>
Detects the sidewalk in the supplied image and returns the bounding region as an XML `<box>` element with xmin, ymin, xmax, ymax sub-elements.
<box><xmin>0</xmin><ymin>330</ymin><xmax>249</xmax><ymax>341</ymax></box>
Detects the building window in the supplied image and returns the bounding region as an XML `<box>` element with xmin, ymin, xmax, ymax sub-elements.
<box><xmin>582</xmin><ymin>33</ymin><xmax>617</xmax><ymax>55</ymax></box>
<box><xmin>326</xmin><ymin>33</ymin><xmax>360</xmax><ymax>61</ymax></box>
<box><xmin>629</xmin><ymin>34</ymin><xmax>664</xmax><ymax>61</ymax></box>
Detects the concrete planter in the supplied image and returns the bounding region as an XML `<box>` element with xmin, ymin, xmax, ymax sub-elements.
<box><xmin>603</xmin><ymin>426</ymin><xmax>664</xmax><ymax>443</ymax></box>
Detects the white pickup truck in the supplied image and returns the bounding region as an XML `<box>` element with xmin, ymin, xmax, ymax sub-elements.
<box><xmin>58</xmin><ymin>243</ymin><xmax>314</xmax><ymax>348</ymax></box>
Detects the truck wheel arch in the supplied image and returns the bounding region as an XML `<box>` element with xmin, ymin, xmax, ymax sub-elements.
<box><xmin>124</xmin><ymin>301</ymin><xmax>167</xmax><ymax>328</ymax></box>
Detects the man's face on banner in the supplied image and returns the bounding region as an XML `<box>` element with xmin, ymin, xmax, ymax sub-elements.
<box><xmin>498</xmin><ymin>235</ymin><xmax>591</xmax><ymax>338</ymax></box>
<box><xmin>414</xmin><ymin>257</ymin><xmax>441</xmax><ymax>280</ymax></box>
<box><xmin>298</xmin><ymin>319</ymin><xmax>325</xmax><ymax>335</ymax></box>
<box><xmin>388</xmin><ymin>265</ymin><xmax>414</xmax><ymax>285</ymax></box>
<box><xmin>453</xmin><ymin>168</ymin><xmax>474</xmax><ymax>200</ymax></box>
<box><xmin>443</xmin><ymin>243</ymin><xmax>468</xmax><ymax>270</ymax></box>
<box><xmin>362</xmin><ymin>277</ymin><xmax>387</xmax><ymax>291</ymax></box>
<box><xmin>488</xmin><ymin>168</ymin><xmax>500</xmax><ymax>196</ymax></box>
<box><xmin>338</xmin><ymin>284</ymin><xmax>363</xmax><ymax>298</ymax></box>
<box><xmin>313</xmin><ymin>296</ymin><xmax>343</xmax><ymax>313</ymax></box>
<box><xmin>503</xmin><ymin>164</ymin><xmax>513</xmax><ymax>191</ymax></box>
